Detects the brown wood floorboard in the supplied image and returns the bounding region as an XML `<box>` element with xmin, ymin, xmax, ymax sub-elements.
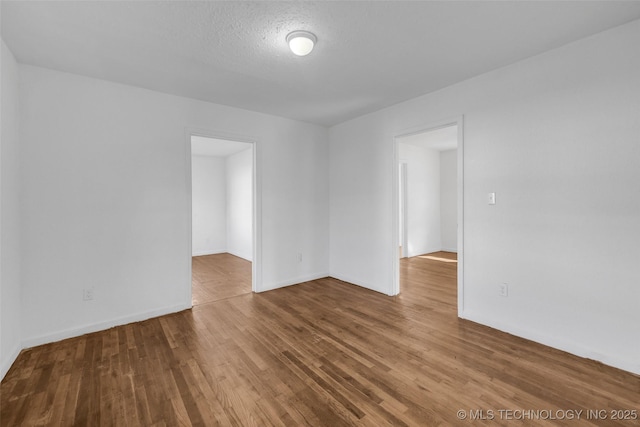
<box><xmin>2</xmin><ymin>252</ymin><xmax>639</xmax><ymax>426</ymax></box>
<box><xmin>192</xmin><ymin>253</ymin><xmax>251</xmax><ymax>306</ymax></box>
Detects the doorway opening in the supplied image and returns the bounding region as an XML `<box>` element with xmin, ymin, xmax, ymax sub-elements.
<box><xmin>190</xmin><ymin>135</ymin><xmax>255</xmax><ymax>306</ymax></box>
<box><xmin>393</xmin><ymin>119</ymin><xmax>464</xmax><ymax>314</ymax></box>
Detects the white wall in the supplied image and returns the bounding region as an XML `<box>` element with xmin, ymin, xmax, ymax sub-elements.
<box><xmin>330</xmin><ymin>20</ymin><xmax>640</xmax><ymax>374</ymax></box>
<box><xmin>440</xmin><ymin>149</ymin><xmax>457</xmax><ymax>252</ymax></box>
<box><xmin>226</xmin><ymin>148</ymin><xmax>252</xmax><ymax>261</ymax></box>
<box><xmin>398</xmin><ymin>143</ymin><xmax>441</xmax><ymax>256</ymax></box>
<box><xmin>191</xmin><ymin>155</ymin><xmax>227</xmax><ymax>256</ymax></box>
<box><xmin>19</xmin><ymin>65</ymin><xmax>329</xmax><ymax>348</ymax></box>
<box><xmin>191</xmin><ymin>147</ymin><xmax>252</xmax><ymax>261</ymax></box>
<box><xmin>1</xmin><ymin>40</ymin><xmax>22</xmax><ymax>380</ymax></box>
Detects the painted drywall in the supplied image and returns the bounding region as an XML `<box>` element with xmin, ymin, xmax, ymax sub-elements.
<box><xmin>191</xmin><ymin>146</ymin><xmax>252</xmax><ymax>260</ymax></box>
<box><xmin>330</xmin><ymin>20</ymin><xmax>640</xmax><ymax>374</ymax></box>
<box><xmin>440</xmin><ymin>149</ymin><xmax>457</xmax><ymax>252</ymax></box>
<box><xmin>191</xmin><ymin>155</ymin><xmax>227</xmax><ymax>256</ymax></box>
<box><xmin>226</xmin><ymin>148</ymin><xmax>252</xmax><ymax>261</ymax></box>
<box><xmin>398</xmin><ymin>143</ymin><xmax>441</xmax><ymax>256</ymax></box>
<box><xmin>1</xmin><ymin>40</ymin><xmax>22</xmax><ymax>380</ymax></box>
<box><xmin>19</xmin><ymin>65</ymin><xmax>329</xmax><ymax>347</ymax></box>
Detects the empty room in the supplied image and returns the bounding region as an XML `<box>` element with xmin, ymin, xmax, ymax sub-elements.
<box><xmin>190</xmin><ymin>135</ymin><xmax>254</xmax><ymax>306</ymax></box>
<box><xmin>1</xmin><ymin>2</ymin><xmax>639</xmax><ymax>426</ymax></box>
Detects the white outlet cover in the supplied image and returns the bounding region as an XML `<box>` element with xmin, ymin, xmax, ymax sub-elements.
<box><xmin>83</xmin><ymin>288</ymin><xmax>94</xmax><ymax>301</ymax></box>
<box><xmin>499</xmin><ymin>283</ymin><xmax>508</xmax><ymax>297</ymax></box>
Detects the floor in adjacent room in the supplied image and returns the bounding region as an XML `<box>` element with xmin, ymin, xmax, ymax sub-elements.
<box><xmin>1</xmin><ymin>253</ymin><xmax>638</xmax><ymax>426</ymax></box>
<box><xmin>192</xmin><ymin>253</ymin><xmax>252</xmax><ymax>306</ymax></box>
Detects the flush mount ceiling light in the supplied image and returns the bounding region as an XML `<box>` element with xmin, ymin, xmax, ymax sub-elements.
<box><xmin>286</xmin><ymin>30</ymin><xmax>317</xmax><ymax>56</ymax></box>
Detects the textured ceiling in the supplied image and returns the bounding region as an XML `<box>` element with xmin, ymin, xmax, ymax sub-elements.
<box><xmin>3</xmin><ymin>1</ymin><xmax>640</xmax><ymax>127</ymax></box>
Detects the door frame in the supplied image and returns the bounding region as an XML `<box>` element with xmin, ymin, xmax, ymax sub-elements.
<box><xmin>185</xmin><ymin>127</ymin><xmax>262</xmax><ymax>306</ymax></box>
<box><xmin>391</xmin><ymin>116</ymin><xmax>464</xmax><ymax>316</ymax></box>
<box><xmin>398</xmin><ymin>161</ymin><xmax>408</xmax><ymax>258</ymax></box>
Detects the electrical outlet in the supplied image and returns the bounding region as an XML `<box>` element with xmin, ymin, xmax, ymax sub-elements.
<box><xmin>83</xmin><ymin>288</ymin><xmax>94</xmax><ymax>301</ymax></box>
<box><xmin>498</xmin><ymin>283</ymin><xmax>508</xmax><ymax>297</ymax></box>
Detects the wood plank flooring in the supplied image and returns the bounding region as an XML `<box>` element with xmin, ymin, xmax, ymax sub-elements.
<box><xmin>2</xmin><ymin>252</ymin><xmax>639</xmax><ymax>426</ymax></box>
<box><xmin>192</xmin><ymin>253</ymin><xmax>251</xmax><ymax>306</ymax></box>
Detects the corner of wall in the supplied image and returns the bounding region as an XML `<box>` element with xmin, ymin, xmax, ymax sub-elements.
<box><xmin>0</xmin><ymin>37</ymin><xmax>24</xmax><ymax>383</ymax></box>
<box><xmin>259</xmin><ymin>272</ymin><xmax>329</xmax><ymax>293</ymax></box>
<box><xmin>0</xmin><ymin>343</ymin><xmax>21</xmax><ymax>381</ymax></box>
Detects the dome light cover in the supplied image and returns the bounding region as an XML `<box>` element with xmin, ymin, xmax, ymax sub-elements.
<box><xmin>286</xmin><ymin>31</ymin><xmax>317</xmax><ymax>56</ymax></box>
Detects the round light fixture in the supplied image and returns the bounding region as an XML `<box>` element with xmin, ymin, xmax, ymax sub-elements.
<box><xmin>286</xmin><ymin>31</ymin><xmax>317</xmax><ymax>56</ymax></box>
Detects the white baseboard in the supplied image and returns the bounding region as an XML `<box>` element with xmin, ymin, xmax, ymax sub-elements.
<box><xmin>441</xmin><ymin>247</ymin><xmax>458</xmax><ymax>253</ymax></box>
<box><xmin>327</xmin><ymin>273</ymin><xmax>391</xmax><ymax>296</ymax></box>
<box><xmin>0</xmin><ymin>342</ymin><xmax>22</xmax><ymax>381</ymax></box>
<box><xmin>21</xmin><ymin>302</ymin><xmax>191</xmax><ymax>350</ymax></box>
<box><xmin>408</xmin><ymin>246</ymin><xmax>443</xmax><ymax>258</ymax></box>
<box><xmin>226</xmin><ymin>250</ymin><xmax>252</xmax><ymax>262</ymax></box>
<box><xmin>192</xmin><ymin>248</ymin><xmax>227</xmax><ymax>257</ymax></box>
<box><xmin>460</xmin><ymin>311</ymin><xmax>640</xmax><ymax>376</ymax></box>
<box><xmin>258</xmin><ymin>272</ymin><xmax>329</xmax><ymax>293</ymax></box>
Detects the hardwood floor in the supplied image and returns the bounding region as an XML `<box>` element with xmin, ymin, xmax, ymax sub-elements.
<box><xmin>2</xmin><ymin>253</ymin><xmax>639</xmax><ymax>426</ymax></box>
<box><xmin>192</xmin><ymin>253</ymin><xmax>251</xmax><ymax>306</ymax></box>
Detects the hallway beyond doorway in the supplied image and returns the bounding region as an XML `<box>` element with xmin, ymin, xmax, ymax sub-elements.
<box><xmin>192</xmin><ymin>253</ymin><xmax>251</xmax><ymax>305</ymax></box>
<box><xmin>399</xmin><ymin>251</ymin><xmax>457</xmax><ymax>304</ymax></box>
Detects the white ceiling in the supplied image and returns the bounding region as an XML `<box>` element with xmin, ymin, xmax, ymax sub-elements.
<box><xmin>399</xmin><ymin>125</ymin><xmax>458</xmax><ymax>152</ymax></box>
<box><xmin>191</xmin><ymin>136</ymin><xmax>251</xmax><ymax>157</ymax></box>
<box><xmin>3</xmin><ymin>1</ymin><xmax>640</xmax><ymax>127</ymax></box>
